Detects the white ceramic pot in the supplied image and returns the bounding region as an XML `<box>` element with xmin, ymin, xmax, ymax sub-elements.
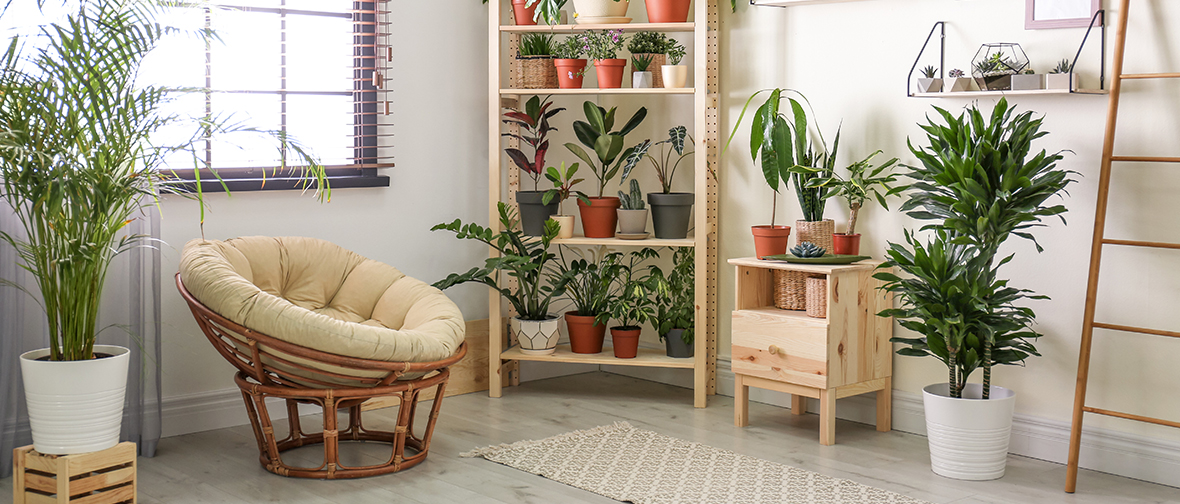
<box><xmin>511</xmin><ymin>316</ymin><xmax>561</xmax><ymax>355</ymax></box>
<box><xmin>944</xmin><ymin>77</ymin><xmax>972</xmax><ymax>92</ymax></box>
<box><xmin>551</xmin><ymin>214</ymin><xmax>575</xmax><ymax>239</ymax></box>
<box><xmin>661</xmin><ymin>64</ymin><xmax>688</xmax><ymax>88</ymax></box>
<box><xmin>916</xmin><ymin>78</ymin><xmax>943</xmax><ymax>93</ymax></box>
<box><xmin>632</xmin><ymin>71</ymin><xmax>653</xmax><ymax>88</ymax></box>
<box><xmin>20</xmin><ymin>345</ymin><xmax>130</xmax><ymax>455</ymax></box>
<box><xmin>922</xmin><ymin>383</ymin><xmax>1016</xmax><ymax>481</ymax></box>
<box><xmin>573</xmin><ymin>0</ymin><xmax>630</xmax><ymax>19</ymax></box>
<box><xmin>1045</xmin><ymin>73</ymin><xmax>1077</xmax><ymax>91</ymax></box>
<box><xmin>1011</xmin><ymin>73</ymin><xmax>1043</xmax><ymax>90</ymax></box>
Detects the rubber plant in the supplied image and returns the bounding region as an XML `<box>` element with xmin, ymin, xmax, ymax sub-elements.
<box><xmin>876</xmin><ymin>98</ymin><xmax>1074</xmax><ymax>399</ymax></box>
<box><xmin>789</xmin><ymin>150</ymin><xmax>899</xmax><ymax>235</ymax></box>
<box><xmin>503</xmin><ymin>95</ymin><xmax>565</xmax><ymax>190</ymax></box>
<box><xmin>565</xmin><ymin>101</ymin><xmax>648</xmax><ymax>197</ymax></box>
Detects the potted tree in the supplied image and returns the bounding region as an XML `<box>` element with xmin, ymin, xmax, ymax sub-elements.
<box><xmin>645</xmin><ymin>0</ymin><xmax>691</xmax><ymax>23</ymax></box>
<box><xmin>555</xmin><ymin>247</ymin><xmax>622</xmax><ymax>354</ymax></box>
<box><xmin>565</xmin><ymin>101</ymin><xmax>648</xmax><ymax>238</ymax></box>
<box><xmin>916</xmin><ymin>65</ymin><xmax>942</xmax><ymax>93</ymax></box>
<box><xmin>660</xmin><ymin>40</ymin><xmax>688</xmax><ymax>88</ymax></box>
<box><xmin>645</xmin><ymin>126</ymin><xmax>695</xmax><ymax>239</ymax></box>
<box><xmin>628</xmin><ymin>31</ymin><xmax>671</xmax><ymax>88</ymax></box>
<box><xmin>606</xmin><ymin>248</ymin><xmax>660</xmax><ymax>358</ymax></box>
<box><xmin>877</xmin><ymin>98</ymin><xmax>1074</xmax><ymax>480</ymax></box>
<box><xmin>553</xmin><ymin>36</ymin><xmax>588</xmax><ymax>89</ymax></box>
<box><xmin>581</xmin><ymin>29</ymin><xmax>628</xmax><ymax>89</ymax></box>
<box><xmin>631</xmin><ymin>54</ymin><xmax>655</xmax><ymax>89</ymax></box>
<box><xmin>788</xmin><ymin>150</ymin><xmax>898</xmax><ymax>255</ymax></box>
<box><xmin>542</xmin><ymin>162</ymin><xmax>590</xmax><ymax>239</ymax></box>
<box><xmin>616</xmin><ymin>179</ymin><xmax>648</xmax><ymax>236</ymax></box>
<box><xmin>503</xmin><ymin>95</ymin><xmax>565</xmax><ymax>236</ymax></box>
<box><xmin>433</xmin><ymin>203</ymin><xmax>569</xmax><ymax>355</ymax></box>
<box><xmin>518</xmin><ymin>33</ymin><xmax>558</xmax><ymax>89</ymax></box>
<box><xmin>572</xmin><ymin>0</ymin><xmax>630</xmax><ymax>23</ymax></box>
<box><xmin>647</xmin><ymin>248</ymin><xmax>694</xmax><ymax>358</ymax></box>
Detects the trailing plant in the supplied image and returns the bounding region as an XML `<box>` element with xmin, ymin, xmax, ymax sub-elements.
<box><xmin>632</xmin><ymin>54</ymin><xmax>654</xmax><ymax>72</ymax></box>
<box><xmin>665</xmin><ymin>40</ymin><xmax>686</xmax><ymax>66</ymax></box>
<box><xmin>1050</xmin><ymin>58</ymin><xmax>1072</xmax><ymax>74</ymax></box>
<box><xmin>627</xmin><ymin>31</ymin><xmax>673</xmax><ymax>55</ymax></box>
<box><xmin>948</xmin><ymin>68</ymin><xmax>965</xmax><ymax>78</ymax></box>
<box><xmin>555</xmin><ymin>246</ymin><xmax>622</xmax><ymax>320</ymax></box>
<box><xmin>503</xmin><ymin>95</ymin><xmax>565</xmax><ymax>190</ymax></box>
<box><xmin>605</xmin><ymin>248</ymin><xmax>661</xmax><ymax>329</ymax></box>
<box><xmin>553</xmin><ymin>36</ymin><xmax>585</xmax><ymax>60</ymax></box>
<box><xmin>433</xmin><ymin>203</ymin><xmax>567</xmax><ymax>321</ymax></box>
<box><xmin>519</xmin><ymin>33</ymin><xmax>555</xmax><ymax>57</ymax></box>
<box><xmin>542</xmin><ymin>162</ymin><xmax>591</xmax><ymax>213</ymax></box>
<box><xmin>565</xmin><ymin>101</ymin><xmax>648</xmax><ymax>197</ymax></box>
<box><xmin>647</xmin><ymin>247</ymin><xmax>694</xmax><ymax>344</ymax></box>
<box><xmin>618</xmin><ymin>179</ymin><xmax>645</xmax><ymax>210</ymax></box>
<box><xmin>579</xmin><ymin>29</ymin><xmax>627</xmax><ymax>61</ymax></box>
<box><xmin>789</xmin><ymin>150</ymin><xmax>898</xmax><ymax>235</ymax></box>
<box><xmin>482</xmin><ymin>0</ymin><xmax>566</xmax><ymax>25</ymax></box>
<box><xmin>920</xmin><ymin>65</ymin><xmax>938</xmax><ymax>79</ymax></box>
<box><xmin>646</xmin><ymin>126</ymin><xmax>694</xmax><ymax>194</ymax></box>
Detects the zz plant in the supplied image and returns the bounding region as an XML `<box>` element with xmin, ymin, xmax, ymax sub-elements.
<box><xmin>565</xmin><ymin>101</ymin><xmax>648</xmax><ymax>197</ymax></box>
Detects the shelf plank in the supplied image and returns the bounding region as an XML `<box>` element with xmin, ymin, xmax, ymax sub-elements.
<box><xmin>554</xmin><ymin>233</ymin><xmax>696</xmax><ymax>247</ymax></box>
<box><xmin>728</xmin><ymin>257</ymin><xmax>883</xmax><ymax>274</ymax></box>
<box><xmin>501</xmin><ymin>87</ymin><xmax>694</xmax><ymax>95</ymax></box>
<box><xmin>501</xmin><ymin>344</ymin><xmax>695</xmax><ymax>368</ymax></box>
<box><xmin>753</xmin><ymin>0</ymin><xmax>871</xmax><ymax>6</ymax></box>
<box><xmin>501</xmin><ymin>22</ymin><xmax>694</xmax><ymax>33</ymax></box>
<box><xmin>911</xmin><ymin>89</ymin><xmax>1109</xmax><ymax>98</ymax></box>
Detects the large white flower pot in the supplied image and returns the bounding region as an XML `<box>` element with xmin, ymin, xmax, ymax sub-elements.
<box><xmin>511</xmin><ymin>316</ymin><xmax>561</xmax><ymax>355</ymax></box>
<box><xmin>922</xmin><ymin>383</ymin><xmax>1016</xmax><ymax>481</ymax></box>
<box><xmin>20</xmin><ymin>345</ymin><xmax>130</xmax><ymax>455</ymax></box>
<box><xmin>573</xmin><ymin>0</ymin><xmax>630</xmax><ymax>21</ymax></box>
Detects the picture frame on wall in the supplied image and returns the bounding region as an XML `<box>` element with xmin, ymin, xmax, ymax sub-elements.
<box><xmin>1026</xmin><ymin>0</ymin><xmax>1101</xmax><ymax>29</ymax></box>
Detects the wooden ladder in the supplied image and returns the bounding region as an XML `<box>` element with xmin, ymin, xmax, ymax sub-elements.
<box><xmin>1064</xmin><ymin>0</ymin><xmax>1180</xmax><ymax>493</ymax></box>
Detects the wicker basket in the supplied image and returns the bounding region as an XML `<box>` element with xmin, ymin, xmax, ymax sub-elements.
<box><xmin>795</xmin><ymin>219</ymin><xmax>835</xmax><ymax>253</ymax></box>
<box><xmin>519</xmin><ymin>56</ymin><xmax>558</xmax><ymax>89</ymax></box>
<box><xmin>632</xmin><ymin>53</ymin><xmax>666</xmax><ymax>88</ymax></box>
<box><xmin>773</xmin><ymin>269</ymin><xmax>809</xmax><ymax>310</ymax></box>
<box><xmin>806</xmin><ymin>276</ymin><xmax>827</xmax><ymax>318</ymax></box>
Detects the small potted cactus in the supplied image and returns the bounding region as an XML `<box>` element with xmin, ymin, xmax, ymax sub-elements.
<box><xmin>1046</xmin><ymin>58</ymin><xmax>1078</xmax><ymax>91</ymax></box>
<box><xmin>791</xmin><ymin>241</ymin><xmax>827</xmax><ymax>258</ymax></box>
<box><xmin>1011</xmin><ymin>67</ymin><xmax>1043</xmax><ymax>91</ymax></box>
<box><xmin>944</xmin><ymin>68</ymin><xmax>971</xmax><ymax>92</ymax></box>
<box><xmin>916</xmin><ymin>65</ymin><xmax>942</xmax><ymax>93</ymax></box>
<box><xmin>632</xmin><ymin>54</ymin><xmax>654</xmax><ymax>89</ymax></box>
<box><xmin>617</xmin><ymin>179</ymin><xmax>648</xmax><ymax>235</ymax></box>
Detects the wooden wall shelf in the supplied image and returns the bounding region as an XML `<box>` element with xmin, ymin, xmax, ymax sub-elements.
<box><xmin>911</xmin><ymin>89</ymin><xmax>1109</xmax><ymax>98</ymax></box>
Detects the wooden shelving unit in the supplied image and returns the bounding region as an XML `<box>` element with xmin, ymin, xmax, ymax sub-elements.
<box><xmin>487</xmin><ymin>2</ymin><xmax>720</xmax><ymax>407</ymax></box>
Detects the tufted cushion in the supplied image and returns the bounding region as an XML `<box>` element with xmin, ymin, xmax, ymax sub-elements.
<box><xmin>179</xmin><ymin>237</ymin><xmax>465</xmax><ymax>386</ymax></box>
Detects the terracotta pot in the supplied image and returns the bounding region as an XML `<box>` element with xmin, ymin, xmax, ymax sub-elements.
<box><xmin>511</xmin><ymin>0</ymin><xmax>537</xmax><ymax>25</ymax></box>
<box><xmin>795</xmin><ymin>219</ymin><xmax>835</xmax><ymax>253</ymax></box>
<box><xmin>555</xmin><ymin>59</ymin><xmax>587</xmax><ymax>89</ymax></box>
<box><xmin>832</xmin><ymin>233</ymin><xmax>861</xmax><ymax>255</ymax></box>
<box><xmin>552</xmin><ymin>214</ymin><xmax>575</xmax><ymax>239</ymax></box>
<box><xmin>610</xmin><ymin>327</ymin><xmax>642</xmax><ymax>358</ymax></box>
<box><xmin>578</xmin><ymin>197</ymin><xmax>621</xmax><ymax>238</ymax></box>
<box><xmin>565</xmin><ymin>311</ymin><xmax>606</xmax><ymax>354</ymax></box>
<box><xmin>644</xmin><ymin>0</ymin><xmax>691</xmax><ymax>23</ymax></box>
<box><xmin>751</xmin><ymin>225</ymin><xmax>791</xmax><ymax>259</ymax></box>
<box><xmin>595</xmin><ymin>59</ymin><xmax>627</xmax><ymax>89</ymax></box>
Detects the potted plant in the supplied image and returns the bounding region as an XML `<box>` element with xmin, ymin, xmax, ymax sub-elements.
<box><xmin>647</xmin><ymin>248</ymin><xmax>694</xmax><ymax>358</ymax></box>
<box><xmin>660</xmin><ymin>40</ymin><xmax>688</xmax><ymax>88</ymax></box>
<box><xmin>645</xmin><ymin>126</ymin><xmax>695</xmax><ymax>239</ymax></box>
<box><xmin>433</xmin><ymin>203</ymin><xmax>568</xmax><ymax>355</ymax></box>
<box><xmin>606</xmin><ymin>248</ymin><xmax>661</xmax><ymax>358</ymax></box>
<box><xmin>553</xmin><ymin>36</ymin><xmax>588</xmax><ymax>89</ymax></box>
<box><xmin>3</xmin><ymin>0</ymin><xmax>329</xmax><ymax>455</ymax></box>
<box><xmin>1046</xmin><ymin>58</ymin><xmax>1077</xmax><ymax>91</ymax></box>
<box><xmin>645</xmin><ymin>0</ymin><xmax>691</xmax><ymax>23</ymax></box>
<box><xmin>616</xmin><ymin>179</ymin><xmax>648</xmax><ymax>234</ymax></box>
<box><xmin>555</xmin><ymin>247</ymin><xmax>622</xmax><ymax>354</ymax></box>
<box><xmin>788</xmin><ymin>150</ymin><xmax>898</xmax><ymax>255</ymax></box>
<box><xmin>971</xmin><ymin>44</ymin><xmax>1028</xmax><ymax>91</ymax></box>
<box><xmin>1011</xmin><ymin>68</ymin><xmax>1043</xmax><ymax>90</ymax></box>
<box><xmin>628</xmin><ymin>31</ymin><xmax>671</xmax><ymax>88</ymax></box>
<box><xmin>631</xmin><ymin>54</ymin><xmax>655</xmax><ymax>89</ymax></box>
<box><xmin>877</xmin><ymin>98</ymin><xmax>1073</xmax><ymax>480</ymax></box>
<box><xmin>503</xmin><ymin>95</ymin><xmax>565</xmax><ymax>236</ymax></box>
<box><xmin>944</xmin><ymin>68</ymin><xmax>971</xmax><ymax>92</ymax></box>
<box><xmin>542</xmin><ymin>162</ymin><xmax>591</xmax><ymax>239</ymax></box>
<box><xmin>482</xmin><ymin>0</ymin><xmax>566</xmax><ymax>25</ymax></box>
<box><xmin>565</xmin><ymin>101</ymin><xmax>648</xmax><ymax>237</ymax></box>
<box><xmin>580</xmin><ymin>29</ymin><xmax>628</xmax><ymax>89</ymax></box>
<box><xmin>518</xmin><ymin>33</ymin><xmax>558</xmax><ymax>89</ymax></box>
<box><xmin>916</xmin><ymin>65</ymin><xmax>942</xmax><ymax>93</ymax></box>
<box><xmin>573</xmin><ymin>0</ymin><xmax>630</xmax><ymax>23</ymax></box>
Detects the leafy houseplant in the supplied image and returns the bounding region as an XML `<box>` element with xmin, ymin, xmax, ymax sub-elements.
<box><xmin>433</xmin><ymin>203</ymin><xmax>568</xmax><ymax>355</ymax></box>
<box><xmin>916</xmin><ymin>65</ymin><xmax>942</xmax><ymax>93</ymax></box>
<box><xmin>645</xmin><ymin>126</ymin><xmax>695</xmax><ymax>239</ymax></box>
<box><xmin>565</xmin><ymin>101</ymin><xmax>647</xmax><ymax>238</ymax></box>
<box><xmin>580</xmin><ymin>29</ymin><xmax>628</xmax><ymax>88</ymax></box>
<box><xmin>518</xmin><ymin>33</ymin><xmax>559</xmax><ymax>89</ymax></box>
<box><xmin>631</xmin><ymin>54</ymin><xmax>654</xmax><ymax>88</ymax></box>
<box><xmin>503</xmin><ymin>95</ymin><xmax>565</xmax><ymax>235</ymax></box>
<box><xmin>616</xmin><ymin>179</ymin><xmax>648</xmax><ymax>234</ymax></box>
<box><xmin>628</xmin><ymin>31</ymin><xmax>672</xmax><ymax>87</ymax></box>
<box><xmin>606</xmin><ymin>248</ymin><xmax>661</xmax><ymax>358</ymax></box>
<box><xmin>647</xmin><ymin>247</ymin><xmax>695</xmax><ymax>357</ymax></box>
<box><xmin>555</xmin><ymin>247</ymin><xmax>622</xmax><ymax>353</ymax></box>
<box><xmin>945</xmin><ymin>68</ymin><xmax>971</xmax><ymax>92</ymax></box>
<box><xmin>554</xmin><ymin>36</ymin><xmax>588</xmax><ymax>89</ymax></box>
<box><xmin>788</xmin><ymin>150</ymin><xmax>898</xmax><ymax>255</ymax></box>
<box><xmin>1046</xmin><ymin>58</ymin><xmax>1077</xmax><ymax>91</ymax></box>
<box><xmin>875</xmin><ymin>98</ymin><xmax>1073</xmax><ymax>480</ymax></box>
<box><xmin>542</xmin><ymin>162</ymin><xmax>590</xmax><ymax>239</ymax></box>
<box><xmin>485</xmin><ymin>0</ymin><xmax>567</xmax><ymax>26</ymax></box>
<box><xmin>660</xmin><ymin>39</ymin><xmax>688</xmax><ymax>88</ymax></box>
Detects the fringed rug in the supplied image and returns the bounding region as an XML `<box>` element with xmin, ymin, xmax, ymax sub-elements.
<box><xmin>461</xmin><ymin>422</ymin><xmax>931</xmax><ymax>504</ymax></box>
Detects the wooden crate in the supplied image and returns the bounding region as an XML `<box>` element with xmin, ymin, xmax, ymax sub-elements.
<box><xmin>13</xmin><ymin>442</ymin><xmax>136</xmax><ymax>504</ymax></box>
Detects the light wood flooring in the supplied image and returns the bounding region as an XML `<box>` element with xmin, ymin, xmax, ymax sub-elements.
<box><xmin>5</xmin><ymin>372</ymin><xmax>1178</xmax><ymax>503</ymax></box>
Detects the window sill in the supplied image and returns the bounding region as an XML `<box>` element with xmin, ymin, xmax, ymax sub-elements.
<box><xmin>162</xmin><ymin>166</ymin><xmax>390</xmax><ymax>194</ymax></box>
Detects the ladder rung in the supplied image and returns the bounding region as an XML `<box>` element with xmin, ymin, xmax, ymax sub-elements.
<box><xmin>1110</xmin><ymin>155</ymin><xmax>1180</xmax><ymax>163</ymax></box>
<box><xmin>1120</xmin><ymin>72</ymin><xmax>1180</xmax><ymax>80</ymax></box>
<box><xmin>1092</xmin><ymin>322</ymin><xmax>1180</xmax><ymax>338</ymax></box>
<box><xmin>1082</xmin><ymin>407</ymin><xmax>1180</xmax><ymax>429</ymax></box>
<box><xmin>1102</xmin><ymin>239</ymin><xmax>1180</xmax><ymax>250</ymax></box>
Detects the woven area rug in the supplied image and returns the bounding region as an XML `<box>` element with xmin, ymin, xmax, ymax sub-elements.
<box><xmin>461</xmin><ymin>422</ymin><xmax>931</xmax><ymax>504</ymax></box>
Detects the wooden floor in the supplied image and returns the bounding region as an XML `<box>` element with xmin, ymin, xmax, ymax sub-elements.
<box><xmin>6</xmin><ymin>372</ymin><xmax>1178</xmax><ymax>503</ymax></box>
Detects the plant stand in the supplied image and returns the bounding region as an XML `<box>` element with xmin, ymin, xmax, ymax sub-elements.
<box><xmin>13</xmin><ymin>442</ymin><xmax>137</xmax><ymax>504</ymax></box>
<box><xmin>728</xmin><ymin>258</ymin><xmax>894</xmax><ymax>445</ymax></box>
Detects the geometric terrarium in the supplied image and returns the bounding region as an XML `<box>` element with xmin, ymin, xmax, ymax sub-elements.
<box><xmin>971</xmin><ymin>43</ymin><xmax>1029</xmax><ymax>91</ymax></box>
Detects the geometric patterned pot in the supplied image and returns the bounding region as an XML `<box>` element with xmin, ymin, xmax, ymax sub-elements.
<box><xmin>511</xmin><ymin>316</ymin><xmax>561</xmax><ymax>355</ymax></box>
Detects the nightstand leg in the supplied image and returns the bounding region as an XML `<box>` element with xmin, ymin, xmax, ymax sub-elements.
<box><xmin>734</xmin><ymin>374</ymin><xmax>749</xmax><ymax>427</ymax></box>
<box><xmin>876</xmin><ymin>377</ymin><xmax>892</xmax><ymax>432</ymax></box>
<box><xmin>819</xmin><ymin>389</ymin><xmax>836</xmax><ymax>446</ymax></box>
<box><xmin>791</xmin><ymin>393</ymin><xmax>806</xmax><ymax>415</ymax></box>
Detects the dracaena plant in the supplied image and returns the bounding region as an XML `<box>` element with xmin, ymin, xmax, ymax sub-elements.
<box><xmin>503</xmin><ymin>95</ymin><xmax>565</xmax><ymax>190</ymax></box>
<box><xmin>647</xmin><ymin>247</ymin><xmax>694</xmax><ymax>344</ymax></box>
<box><xmin>789</xmin><ymin>150</ymin><xmax>899</xmax><ymax>235</ymax></box>
<box><xmin>565</xmin><ymin>101</ymin><xmax>648</xmax><ymax>197</ymax></box>
<box><xmin>647</xmin><ymin>126</ymin><xmax>694</xmax><ymax>194</ymax></box>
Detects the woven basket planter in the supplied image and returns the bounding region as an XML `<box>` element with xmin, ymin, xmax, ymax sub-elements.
<box><xmin>806</xmin><ymin>276</ymin><xmax>827</xmax><ymax>318</ymax></box>
<box><xmin>773</xmin><ymin>270</ymin><xmax>809</xmax><ymax>310</ymax></box>
<box><xmin>519</xmin><ymin>56</ymin><xmax>558</xmax><ymax>89</ymax></box>
<box><xmin>795</xmin><ymin>219</ymin><xmax>835</xmax><ymax>253</ymax></box>
<box><xmin>632</xmin><ymin>53</ymin><xmax>666</xmax><ymax>88</ymax></box>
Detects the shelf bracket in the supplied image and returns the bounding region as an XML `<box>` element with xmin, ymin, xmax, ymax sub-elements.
<box><xmin>906</xmin><ymin>21</ymin><xmax>945</xmax><ymax>98</ymax></box>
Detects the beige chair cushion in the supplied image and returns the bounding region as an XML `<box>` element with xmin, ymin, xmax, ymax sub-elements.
<box><xmin>179</xmin><ymin>237</ymin><xmax>465</xmax><ymax>386</ymax></box>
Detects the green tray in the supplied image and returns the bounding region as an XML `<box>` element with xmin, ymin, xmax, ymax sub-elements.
<box><xmin>761</xmin><ymin>254</ymin><xmax>871</xmax><ymax>265</ymax></box>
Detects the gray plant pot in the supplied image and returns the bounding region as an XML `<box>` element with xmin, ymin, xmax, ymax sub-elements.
<box><xmin>917</xmin><ymin>78</ymin><xmax>943</xmax><ymax>93</ymax></box>
<box><xmin>647</xmin><ymin>192</ymin><xmax>694</xmax><ymax>239</ymax></box>
<box><xmin>664</xmin><ymin>329</ymin><xmax>693</xmax><ymax>358</ymax></box>
<box><xmin>617</xmin><ymin>208</ymin><xmax>648</xmax><ymax>234</ymax></box>
<box><xmin>1045</xmin><ymin>73</ymin><xmax>1078</xmax><ymax>91</ymax></box>
<box><xmin>517</xmin><ymin>191</ymin><xmax>559</xmax><ymax>236</ymax></box>
<box><xmin>1011</xmin><ymin>74</ymin><xmax>1043</xmax><ymax>90</ymax></box>
<box><xmin>945</xmin><ymin>77</ymin><xmax>972</xmax><ymax>92</ymax></box>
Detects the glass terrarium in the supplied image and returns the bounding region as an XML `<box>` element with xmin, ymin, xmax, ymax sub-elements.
<box><xmin>971</xmin><ymin>43</ymin><xmax>1030</xmax><ymax>91</ymax></box>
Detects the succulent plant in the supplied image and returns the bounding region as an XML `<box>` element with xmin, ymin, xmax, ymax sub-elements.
<box><xmin>790</xmin><ymin>241</ymin><xmax>827</xmax><ymax>258</ymax></box>
<box><xmin>948</xmin><ymin>68</ymin><xmax>965</xmax><ymax>78</ymax></box>
<box><xmin>618</xmin><ymin>179</ymin><xmax>646</xmax><ymax>210</ymax></box>
<box><xmin>1051</xmin><ymin>58</ymin><xmax>1072</xmax><ymax>74</ymax></box>
<box><xmin>921</xmin><ymin>65</ymin><xmax>938</xmax><ymax>79</ymax></box>
<box><xmin>1022</xmin><ymin>68</ymin><xmax>1035</xmax><ymax>75</ymax></box>
<box><xmin>632</xmin><ymin>54</ymin><xmax>654</xmax><ymax>72</ymax></box>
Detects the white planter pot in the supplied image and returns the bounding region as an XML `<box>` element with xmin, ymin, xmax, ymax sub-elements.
<box><xmin>632</xmin><ymin>71</ymin><xmax>653</xmax><ymax>88</ymax></box>
<box><xmin>1011</xmin><ymin>74</ymin><xmax>1043</xmax><ymax>90</ymax></box>
<box><xmin>1045</xmin><ymin>73</ymin><xmax>1078</xmax><ymax>91</ymax></box>
<box><xmin>573</xmin><ymin>0</ymin><xmax>629</xmax><ymax>20</ymax></box>
<box><xmin>661</xmin><ymin>64</ymin><xmax>688</xmax><ymax>88</ymax></box>
<box><xmin>20</xmin><ymin>345</ymin><xmax>130</xmax><ymax>455</ymax></box>
<box><xmin>944</xmin><ymin>77</ymin><xmax>972</xmax><ymax>92</ymax></box>
<box><xmin>511</xmin><ymin>316</ymin><xmax>561</xmax><ymax>355</ymax></box>
<box><xmin>916</xmin><ymin>78</ymin><xmax>943</xmax><ymax>93</ymax></box>
<box><xmin>923</xmin><ymin>383</ymin><xmax>1016</xmax><ymax>481</ymax></box>
<box><xmin>551</xmin><ymin>214</ymin><xmax>575</xmax><ymax>238</ymax></box>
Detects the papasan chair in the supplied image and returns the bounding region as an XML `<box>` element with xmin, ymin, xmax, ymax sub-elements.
<box><xmin>177</xmin><ymin>236</ymin><xmax>466</xmax><ymax>479</ymax></box>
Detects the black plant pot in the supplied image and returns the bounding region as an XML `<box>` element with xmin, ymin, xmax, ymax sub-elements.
<box><xmin>647</xmin><ymin>192</ymin><xmax>694</xmax><ymax>239</ymax></box>
<box><xmin>664</xmin><ymin>329</ymin><xmax>694</xmax><ymax>358</ymax></box>
<box><xmin>517</xmin><ymin>191</ymin><xmax>559</xmax><ymax>236</ymax></box>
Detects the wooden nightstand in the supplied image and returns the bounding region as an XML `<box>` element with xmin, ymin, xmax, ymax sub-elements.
<box><xmin>728</xmin><ymin>257</ymin><xmax>894</xmax><ymax>445</ymax></box>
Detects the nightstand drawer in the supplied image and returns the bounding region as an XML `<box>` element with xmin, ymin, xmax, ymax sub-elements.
<box><xmin>731</xmin><ymin>308</ymin><xmax>829</xmax><ymax>389</ymax></box>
